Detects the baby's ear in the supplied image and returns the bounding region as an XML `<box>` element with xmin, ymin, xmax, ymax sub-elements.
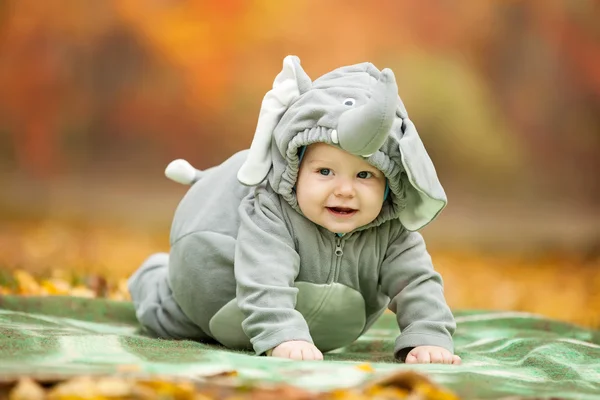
<box><xmin>396</xmin><ymin>108</ymin><xmax>447</xmax><ymax>231</ymax></box>
<box><xmin>237</xmin><ymin>56</ymin><xmax>312</xmax><ymax>186</ymax></box>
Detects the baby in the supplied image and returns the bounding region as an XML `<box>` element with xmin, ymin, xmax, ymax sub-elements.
<box><xmin>128</xmin><ymin>55</ymin><xmax>460</xmax><ymax>365</ymax></box>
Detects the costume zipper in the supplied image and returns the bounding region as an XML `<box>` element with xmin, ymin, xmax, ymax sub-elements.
<box><xmin>335</xmin><ymin>238</ymin><xmax>344</xmax><ymax>257</ymax></box>
<box><xmin>330</xmin><ymin>236</ymin><xmax>345</xmax><ymax>282</ymax></box>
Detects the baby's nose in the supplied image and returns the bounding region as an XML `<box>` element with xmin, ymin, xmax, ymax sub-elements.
<box><xmin>334</xmin><ymin>178</ymin><xmax>356</xmax><ymax>197</ymax></box>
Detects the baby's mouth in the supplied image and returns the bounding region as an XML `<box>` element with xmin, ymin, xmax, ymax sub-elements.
<box><xmin>326</xmin><ymin>206</ymin><xmax>358</xmax><ymax>216</ymax></box>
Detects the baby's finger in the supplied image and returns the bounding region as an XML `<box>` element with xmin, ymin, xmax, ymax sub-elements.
<box><xmin>312</xmin><ymin>347</ymin><xmax>324</xmax><ymax>361</ymax></box>
<box><xmin>404</xmin><ymin>353</ymin><xmax>418</xmax><ymax>364</ymax></box>
<box><xmin>270</xmin><ymin>347</ymin><xmax>283</xmax><ymax>358</ymax></box>
<box><xmin>416</xmin><ymin>350</ymin><xmax>431</xmax><ymax>364</ymax></box>
<box><xmin>289</xmin><ymin>348</ymin><xmax>303</xmax><ymax>360</ymax></box>
<box><xmin>429</xmin><ymin>351</ymin><xmax>444</xmax><ymax>364</ymax></box>
<box><xmin>442</xmin><ymin>351</ymin><xmax>454</xmax><ymax>364</ymax></box>
<box><xmin>452</xmin><ymin>355</ymin><xmax>462</xmax><ymax>365</ymax></box>
<box><xmin>301</xmin><ymin>347</ymin><xmax>315</xmax><ymax>360</ymax></box>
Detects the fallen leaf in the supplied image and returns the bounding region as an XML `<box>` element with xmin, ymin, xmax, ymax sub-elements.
<box><xmin>13</xmin><ymin>270</ymin><xmax>41</xmax><ymax>295</ymax></box>
<box><xmin>9</xmin><ymin>378</ymin><xmax>46</xmax><ymax>400</ymax></box>
<box><xmin>355</xmin><ymin>363</ymin><xmax>375</xmax><ymax>373</ymax></box>
<box><xmin>362</xmin><ymin>370</ymin><xmax>460</xmax><ymax>400</ymax></box>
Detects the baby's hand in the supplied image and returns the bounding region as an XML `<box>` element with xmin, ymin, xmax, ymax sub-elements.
<box><xmin>405</xmin><ymin>346</ymin><xmax>461</xmax><ymax>365</ymax></box>
<box><xmin>269</xmin><ymin>340</ymin><xmax>324</xmax><ymax>361</ymax></box>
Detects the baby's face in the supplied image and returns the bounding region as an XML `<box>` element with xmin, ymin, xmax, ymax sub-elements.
<box><xmin>296</xmin><ymin>143</ymin><xmax>386</xmax><ymax>234</ymax></box>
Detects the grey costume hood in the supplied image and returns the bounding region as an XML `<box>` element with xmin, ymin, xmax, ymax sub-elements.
<box><xmin>236</xmin><ymin>55</ymin><xmax>447</xmax><ymax>231</ymax></box>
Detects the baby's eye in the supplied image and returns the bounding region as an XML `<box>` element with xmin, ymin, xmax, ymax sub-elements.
<box><xmin>318</xmin><ymin>168</ymin><xmax>332</xmax><ymax>176</ymax></box>
<box><xmin>357</xmin><ymin>171</ymin><xmax>373</xmax><ymax>179</ymax></box>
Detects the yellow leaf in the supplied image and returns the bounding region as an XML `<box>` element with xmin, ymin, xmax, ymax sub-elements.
<box><xmin>355</xmin><ymin>363</ymin><xmax>375</xmax><ymax>373</ymax></box>
<box><xmin>14</xmin><ymin>270</ymin><xmax>41</xmax><ymax>295</ymax></box>
<box><xmin>40</xmin><ymin>278</ymin><xmax>72</xmax><ymax>295</ymax></box>
<box><xmin>9</xmin><ymin>378</ymin><xmax>45</xmax><ymax>400</ymax></box>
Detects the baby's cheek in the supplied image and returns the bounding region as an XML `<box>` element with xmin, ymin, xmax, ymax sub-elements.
<box><xmin>369</xmin><ymin>199</ymin><xmax>383</xmax><ymax>221</ymax></box>
<box><xmin>296</xmin><ymin>193</ymin><xmax>309</xmax><ymax>214</ymax></box>
<box><xmin>363</xmin><ymin>180</ymin><xmax>386</xmax><ymax>199</ymax></box>
<box><xmin>295</xmin><ymin>189</ymin><xmax>321</xmax><ymax>224</ymax></box>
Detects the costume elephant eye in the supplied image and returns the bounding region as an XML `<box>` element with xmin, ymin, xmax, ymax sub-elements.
<box><xmin>343</xmin><ymin>98</ymin><xmax>356</xmax><ymax>106</ymax></box>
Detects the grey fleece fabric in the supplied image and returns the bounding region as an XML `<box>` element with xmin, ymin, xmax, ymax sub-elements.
<box><xmin>128</xmin><ymin>58</ymin><xmax>456</xmax><ymax>360</ymax></box>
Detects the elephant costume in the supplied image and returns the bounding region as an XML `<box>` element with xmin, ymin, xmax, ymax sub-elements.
<box><xmin>128</xmin><ymin>56</ymin><xmax>456</xmax><ymax>360</ymax></box>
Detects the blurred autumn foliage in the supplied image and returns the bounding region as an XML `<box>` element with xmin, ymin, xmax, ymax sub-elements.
<box><xmin>5</xmin><ymin>369</ymin><xmax>459</xmax><ymax>400</ymax></box>
<box><xmin>0</xmin><ymin>1</ymin><xmax>598</xmax><ymax>190</ymax></box>
<box><xmin>0</xmin><ymin>1</ymin><xmax>598</xmax><ymax>322</ymax></box>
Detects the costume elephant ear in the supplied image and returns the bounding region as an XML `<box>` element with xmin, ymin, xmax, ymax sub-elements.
<box><xmin>397</xmin><ymin>117</ymin><xmax>448</xmax><ymax>231</ymax></box>
<box><xmin>237</xmin><ymin>55</ymin><xmax>312</xmax><ymax>186</ymax></box>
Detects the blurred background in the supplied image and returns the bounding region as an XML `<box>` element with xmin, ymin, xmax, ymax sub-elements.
<box><xmin>0</xmin><ymin>1</ymin><xmax>598</xmax><ymax>325</ymax></box>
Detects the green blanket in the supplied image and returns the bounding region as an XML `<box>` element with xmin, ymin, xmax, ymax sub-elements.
<box><xmin>1</xmin><ymin>296</ymin><xmax>599</xmax><ymax>399</ymax></box>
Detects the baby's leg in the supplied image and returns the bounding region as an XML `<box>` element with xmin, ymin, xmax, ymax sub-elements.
<box><xmin>128</xmin><ymin>253</ymin><xmax>210</xmax><ymax>340</ymax></box>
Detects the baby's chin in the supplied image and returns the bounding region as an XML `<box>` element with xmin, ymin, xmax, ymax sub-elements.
<box><xmin>319</xmin><ymin>220</ymin><xmax>362</xmax><ymax>235</ymax></box>
<box><xmin>302</xmin><ymin>216</ymin><xmax>355</xmax><ymax>235</ymax></box>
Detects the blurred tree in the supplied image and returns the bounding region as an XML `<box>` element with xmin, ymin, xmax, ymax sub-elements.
<box><xmin>478</xmin><ymin>1</ymin><xmax>600</xmax><ymax>203</ymax></box>
<box><xmin>0</xmin><ymin>0</ymin><xmax>597</xmax><ymax>207</ymax></box>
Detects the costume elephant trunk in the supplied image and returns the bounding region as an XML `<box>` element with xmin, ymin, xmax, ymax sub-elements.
<box><xmin>336</xmin><ymin>69</ymin><xmax>399</xmax><ymax>157</ymax></box>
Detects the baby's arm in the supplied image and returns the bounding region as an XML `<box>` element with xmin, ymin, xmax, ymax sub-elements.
<box><xmin>379</xmin><ymin>228</ymin><xmax>457</xmax><ymax>363</ymax></box>
<box><xmin>235</xmin><ymin>187</ymin><xmax>317</xmax><ymax>358</ymax></box>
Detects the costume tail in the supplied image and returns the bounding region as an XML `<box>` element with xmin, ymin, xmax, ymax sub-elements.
<box><xmin>165</xmin><ymin>159</ymin><xmax>203</xmax><ymax>185</ymax></box>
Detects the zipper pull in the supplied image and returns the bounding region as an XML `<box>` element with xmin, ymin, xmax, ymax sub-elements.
<box><xmin>335</xmin><ymin>238</ymin><xmax>343</xmax><ymax>257</ymax></box>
